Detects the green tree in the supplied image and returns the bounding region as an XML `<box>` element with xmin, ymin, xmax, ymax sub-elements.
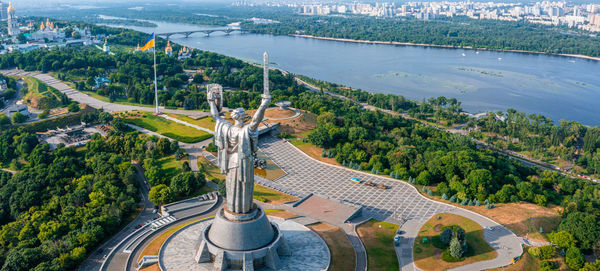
<box><xmin>548</xmin><ymin>231</ymin><xmax>576</xmax><ymax>249</ymax></box>
<box><xmin>149</xmin><ymin>184</ymin><xmax>174</xmax><ymax>206</ymax></box>
<box><xmin>416</xmin><ymin>170</ymin><xmax>432</xmax><ymax>185</ymax></box>
<box><xmin>11</xmin><ymin>112</ymin><xmax>27</xmax><ymax>123</ymax></box>
<box><xmin>449</xmin><ymin>236</ymin><xmax>463</xmax><ymax>258</ymax></box>
<box><xmin>98</xmin><ymin>112</ymin><xmax>114</xmax><ymax>123</ymax></box>
<box><xmin>440</xmin><ymin>228</ymin><xmax>453</xmax><ymax>245</ymax></box>
<box><xmin>565</xmin><ymin>247</ymin><xmax>585</xmax><ymax>270</ymax></box>
<box><xmin>0</xmin><ymin>113</ymin><xmax>9</xmax><ymax>125</ymax></box>
<box><xmin>68</xmin><ymin>102</ymin><xmax>80</xmax><ymax>112</ymax></box>
<box><xmin>157</xmin><ymin>138</ymin><xmax>171</xmax><ymax>156</ymax></box>
<box><xmin>558</xmin><ymin>212</ymin><xmax>600</xmax><ymax>250</ymax></box>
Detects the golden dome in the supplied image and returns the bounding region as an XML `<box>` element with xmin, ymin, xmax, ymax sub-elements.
<box><xmin>7</xmin><ymin>2</ymin><xmax>14</xmax><ymax>12</ymax></box>
<box><xmin>165</xmin><ymin>40</ymin><xmax>173</xmax><ymax>51</ymax></box>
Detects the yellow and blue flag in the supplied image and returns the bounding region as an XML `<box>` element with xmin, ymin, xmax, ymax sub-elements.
<box><xmin>141</xmin><ymin>33</ymin><xmax>155</xmax><ymax>51</ymax></box>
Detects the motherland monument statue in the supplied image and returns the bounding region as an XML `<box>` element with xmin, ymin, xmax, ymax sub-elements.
<box><xmin>207</xmin><ymin>54</ymin><xmax>271</xmax><ymax>214</ymax></box>
<box><xmin>196</xmin><ymin>52</ymin><xmax>290</xmax><ymax>270</ymax></box>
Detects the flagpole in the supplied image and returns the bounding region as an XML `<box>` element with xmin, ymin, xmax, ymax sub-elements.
<box><xmin>153</xmin><ymin>34</ymin><xmax>159</xmax><ymax>114</ymax></box>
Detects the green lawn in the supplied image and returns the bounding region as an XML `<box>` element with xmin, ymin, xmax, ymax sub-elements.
<box><xmin>253</xmin><ymin>185</ymin><xmax>298</xmax><ymax>204</ymax></box>
<box><xmin>157</xmin><ymin>156</ymin><xmax>182</xmax><ymax>180</ymax></box>
<box><xmin>413</xmin><ymin>213</ymin><xmax>497</xmax><ymax>271</ymax></box>
<box><xmin>122</xmin><ymin>111</ymin><xmax>212</xmax><ymax>143</ymax></box>
<box><xmin>356</xmin><ymin>219</ymin><xmax>399</xmax><ymax>271</ymax></box>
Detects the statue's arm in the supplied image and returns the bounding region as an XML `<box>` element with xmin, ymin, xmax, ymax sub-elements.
<box><xmin>208</xmin><ymin>92</ymin><xmax>223</xmax><ymax>121</ymax></box>
<box><xmin>249</xmin><ymin>95</ymin><xmax>271</xmax><ymax>130</ymax></box>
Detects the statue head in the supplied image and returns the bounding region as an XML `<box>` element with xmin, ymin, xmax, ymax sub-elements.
<box><xmin>231</xmin><ymin>108</ymin><xmax>246</xmax><ymax>126</ymax></box>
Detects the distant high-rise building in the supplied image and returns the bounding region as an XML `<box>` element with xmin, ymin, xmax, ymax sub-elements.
<box><xmin>7</xmin><ymin>2</ymin><xmax>19</xmax><ymax>36</ymax></box>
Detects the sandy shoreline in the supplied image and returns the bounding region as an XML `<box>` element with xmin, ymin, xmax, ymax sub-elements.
<box><xmin>291</xmin><ymin>34</ymin><xmax>600</xmax><ymax>62</ymax></box>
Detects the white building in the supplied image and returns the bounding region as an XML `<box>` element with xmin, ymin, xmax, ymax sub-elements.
<box><xmin>7</xmin><ymin>2</ymin><xmax>19</xmax><ymax>37</ymax></box>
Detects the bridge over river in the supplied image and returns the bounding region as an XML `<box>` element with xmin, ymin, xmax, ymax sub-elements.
<box><xmin>157</xmin><ymin>28</ymin><xmax>248</xmax><ymax>39</ymax></box>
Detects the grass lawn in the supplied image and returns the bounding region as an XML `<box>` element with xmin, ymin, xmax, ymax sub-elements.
<box><xmin>356</xmin><ymin>219</ymin><xmax>399</xmax><ymax>271</ymax></box>
<box><xmin>157</xmin><ymin>155</ymin><xmax>183</xmax><ymax>180</ymax></box>
<box><xmin>167</xmin><ymin>114</ymin><xmax>215</xmax><ymax>131</ymax></box>
<box><xmin>289</xmin><ymin>131</ymin><xmax>341</xmax><ymax>166</ymax></box>
<box><xmin>486</xmin><ymin>247</ymin><xmax>566</xmax><ymax>271</ymax></box>
<box><xmin>197</xmin><ymin>156</ymin><xmax>225</xmax><ymax>180</ymax></box>
<box><xmin>121</xmin><ymin>111</ymin><xmax>212</xmax><ymax>143</ymax></box>
<box><xmin>309</xmin><ymin>223</ymin><xmax>356</xmax><ymax>271</ymax></box>
<box><xmin>20</xmin><ymin>76</ymin><xmax>64</xmax><ymax>109</ymax></box>
<box><xmin>424</xmin><ymin>192</ymin><xmax>561</xmax><ymax>242</ymax></box>
<box><xmin>413</xmin><ymin>213</ymin><xmax>497</xmax><ymax>271</ymax></box>
<box><xmin>254</xmin><ymin>184</ymin><xmax>299</xmax><ymax>204</ymax></box>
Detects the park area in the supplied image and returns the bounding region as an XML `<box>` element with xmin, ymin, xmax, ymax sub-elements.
<box><xmin>120</xmin><ymin>111</ymin><xmax>212</xmax><ymax>143</ymax></box>
<box><xmin>424</xmin><ymin>191</ymin><xmax>562</xmax><ymax>242</ymax></box>
<box><xmin>412</xmin><ymin>213</ymin><xmax>497</xmax><ymax>271</ymax></box>
<box><xmin>166</xmin><ymin>114</ymin><xmax>215</xmax><ymax>131</ymax></box>
<box><xmin>357</xmin><ymin>219</ymin><xmax>399</xmax><ymax>271</ymax></box>
<box><xmin>20</xmin><ymin>76</ymin><xmax>66</xmax><ymax>110</ymax></box>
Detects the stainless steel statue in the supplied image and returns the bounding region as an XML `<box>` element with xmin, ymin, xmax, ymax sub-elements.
<box><xmin>207</xmin><ymin>52</ymin><xmax>271</xmax><ymax>214</ymax></box>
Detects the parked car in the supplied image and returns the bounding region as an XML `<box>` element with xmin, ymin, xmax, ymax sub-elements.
<box><xmin>394</xmin><ymin>235</ymin><xmax>401</xmax><ymax>246</ymax></box>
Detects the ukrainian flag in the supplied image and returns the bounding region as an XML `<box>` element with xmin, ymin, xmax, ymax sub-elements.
<box><xmin>141</xmin><ymin>33</ymin><xmax>155</xmax><ymax>51</ymax></box>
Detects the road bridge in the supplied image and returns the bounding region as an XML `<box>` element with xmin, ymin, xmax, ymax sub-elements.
<box><xmin>157</xmin><ymin>28</ymin><xmax>248</xmax><ymax>39</ymax></box>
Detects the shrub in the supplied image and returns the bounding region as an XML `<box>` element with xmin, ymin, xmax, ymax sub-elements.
<box><xmin>529</xmin><ymin>245</ymin><xmax>555</xmax><ymax>260</ymax></box>
<box><xmin>11</xmin><ymin>112</ymin><xmax>27</xmax><ymax>123</ymax></box>
<box><xmin>38</xmin><ymin>109</ymin><xmax>50</xmax><ymax>119</ymax></box>
<box><xmin>68</xmin><ymin>102</ymin><xmax>80</xmax><ymax>112</ymax></box>
<box><xmin>539</xmin><ymin>260</ymin><xmax>559</xmax><ymax>271</ymax></box>
<box><xmin>461</xmin><ymin>199</ymin><xmax>468</xmax><ymax>205</ymax></box>
<box><xmin>0</xmin><ymin>113</ymin><xmax>10</xmax><ymax>125</ymax></box>
<box><xmin>442</xmin><ymin>193</ymin><xmax>448</xmax><ymax>200</ymax></box>
<box><xmin>565</xmin><ymin>247</ymin><xmax>584</xmax><ymax>270</ymax></box>
<box><xmin>449</xmin><ymin>195</ymin><xmax>457</xmax><ymax>203</ymax></box>
<box><xmin>440</xmin><ymin>228</ymin><xmax>453</xmax><ymax>245</ymax></box>
<box><xmin>548</xmin><ymin>231</ymin><xmax>576</xmax><ymax>249</ymax></box>
<box><xmin>205</xmin><ymin>142</ymin><xmax>218</xmax><ymax>152</ymax></box>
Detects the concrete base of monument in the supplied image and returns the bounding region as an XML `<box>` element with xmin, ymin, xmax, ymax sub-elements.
<box><xmin>159</xmin><ymin>216</ymin><xmax>330</xmax><ymax>271</ymax></box>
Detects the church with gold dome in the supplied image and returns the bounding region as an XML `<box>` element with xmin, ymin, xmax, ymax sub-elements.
<box><xmin>29</xmin><ymin>18</ymin><xmax>65</xmax><ymax>42</ymax></box>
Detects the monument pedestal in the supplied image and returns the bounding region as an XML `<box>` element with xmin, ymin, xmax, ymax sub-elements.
<box><xmin>196</xmin><ymin>205</ymin><xmax>290</xmax><ymax>270</ymax></box>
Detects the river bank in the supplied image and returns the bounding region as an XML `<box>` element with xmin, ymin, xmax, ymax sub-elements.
<box><xmin>291</xmin><ymin>34</ymin><xmax>600</xmax><ymax>62</ymax></box>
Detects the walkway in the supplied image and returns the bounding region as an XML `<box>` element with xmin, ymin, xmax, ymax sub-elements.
<box><xmin>0</xmin><ymin>69</ymin><xmax>210</xmax><ymax>118</ymax></box>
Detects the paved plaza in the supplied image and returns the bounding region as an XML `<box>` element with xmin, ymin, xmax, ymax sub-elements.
<box><xmin>160</xmin><ymin>217</ymin><xmax>330</xmax><ymax>271</ymax></box>
<box><xmin>259</xmin><ymin>136</ymin><xmax>454</xmax><ymax>224</ymax></box>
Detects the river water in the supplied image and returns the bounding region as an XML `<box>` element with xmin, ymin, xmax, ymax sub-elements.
<box><xmin>103</xmin><ymin>19</ymin><xmax>600</xmax><ymax>125</ymax></box>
